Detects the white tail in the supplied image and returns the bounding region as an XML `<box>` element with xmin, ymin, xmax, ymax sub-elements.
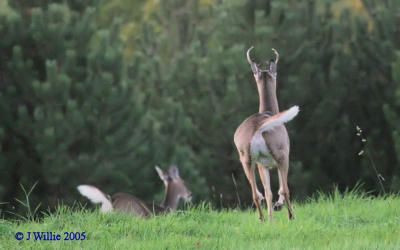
<box><xmin>259</xmin><ymin>106</ymin><xmax>299</xmax><ymax>133</ymax></box>
<box><xmin>77</xmin><ymin>185</ymin><xmax>113</xmax><ymax>213</ymax></box>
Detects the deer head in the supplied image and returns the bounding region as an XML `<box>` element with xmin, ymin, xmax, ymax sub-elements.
<box><xmin>155</xmin><ymin>164</ymin><xmax>192</xmax><ymax>210</ymax></box>
<box><xmin>247</xmin><ymin>46</ymin><xmax>279</xmax><ymax>82</ymax></box>
<box><xmin>247</xmin><ymin>47</ymin><xmax>280</xmax><ymax>114</ymax></box>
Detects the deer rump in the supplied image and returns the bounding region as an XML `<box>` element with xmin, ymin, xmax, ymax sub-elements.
<box><xmin>235</xmin><ymin>106</ymin><xmax>299</xmax><ymax>167</ymax></box>
<box><xmin>250</xmin><ymin>106</ymin><xmax>299</xmax><ymax>167</ymax></box>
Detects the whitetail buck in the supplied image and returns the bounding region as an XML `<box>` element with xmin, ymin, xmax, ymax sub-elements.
<box><xmin>234</xmin><ymin>47</ymin><xmax>299</xmax><ymax>221</ymax></box>
<box><xmin>77</xmin><ymin>165</ymin><xmax>192</xmax><ymax>217</ymax></box>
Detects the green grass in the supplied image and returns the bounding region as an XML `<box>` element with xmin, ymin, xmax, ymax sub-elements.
<box><xmin>1</xmin><ymin>192</ymin><xmax>399</xmax><ymax>249</ymax></box>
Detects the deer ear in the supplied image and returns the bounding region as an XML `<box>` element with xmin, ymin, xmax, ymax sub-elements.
<box><xmin>155</xmin><ymin>166</ymin><xmax>168</xmax><ymax>181</ymax></box>
<box><xmin>168</xmin><ymin>164</ymin><xmax>180</xmax><ymax>179</ymax></box>
<box><xmin>269</xmin><ymin>59</ymin><xmax>276</xmax><ymax>73</ymax></box>
<box><xmin>268</xmin><ymin>48</ymin><xmax>279</xmax><ymax>78</ymax></box>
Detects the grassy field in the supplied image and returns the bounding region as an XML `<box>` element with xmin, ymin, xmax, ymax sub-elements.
<box><xmin>1</xmin><ymin>192</ymin><xmax>399</xmax><ymax>249</ymax></box>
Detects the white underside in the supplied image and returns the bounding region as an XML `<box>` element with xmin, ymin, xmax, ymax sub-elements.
<box><xmin>250</xmin><ymin>131</ymin><xmax>277</xmax><ymax>168</ymax></box>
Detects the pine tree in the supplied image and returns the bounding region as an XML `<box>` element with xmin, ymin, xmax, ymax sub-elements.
<box><xmin>1</xmin><ymin>0</ymin><xmax>399</xmax><ymax>213</ymax></box>
<box><xmin>0</xmin><ymin>2</ymin><xmax>153</xmax><ymax>212</ymax></box>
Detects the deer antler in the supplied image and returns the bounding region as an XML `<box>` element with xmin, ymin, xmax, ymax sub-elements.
<box><xmin>247</xmin><ymin>46</ymin><xmax>259</xmax><ymax>75</ymax></box>
<box><xmin>271</xmin><ymin>48</ymin><xmax>279</xmax><ymax>64</ymax></box>
<box><xmin>268</xmin><ymin>48</ymin><xmax>279</xmax><ymax>77</ymax></box>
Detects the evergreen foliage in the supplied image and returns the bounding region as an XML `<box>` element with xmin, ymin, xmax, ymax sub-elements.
<box><xmin>0</xmin><ymin>0</ymin><xmax>399</xmax><ymax>215</ymax></box>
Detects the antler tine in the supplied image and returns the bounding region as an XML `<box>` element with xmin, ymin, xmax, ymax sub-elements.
<box><xmin>247</xmin><ymin>46</ymin><xmax>254</xmax><ymax>65</ymax></box>
<box><xmin>247</xmin><ymin>46</ymin><xmax>259</xmax><ymax>74</ymax></box>
<box><xmin>271</xmin><ymin>48</ymin><xmax>279</xmax><ymax>64</ymax></box>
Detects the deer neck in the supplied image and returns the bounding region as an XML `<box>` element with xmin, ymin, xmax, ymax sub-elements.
<box><xmin>161</xmin><ymin>184</ymin><xmax>180</xmax><ymax>211</ymax></box>
<box><xmin>256</xmin><ymin>74</ymin><xmax>279</xmax><ymax>114</ymax></box>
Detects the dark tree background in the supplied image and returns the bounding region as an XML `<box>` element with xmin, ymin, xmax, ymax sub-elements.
<box><xmin>0</xmin><ymin>0</ymin><xmax>399</xmax><ymax>216</ymax></box>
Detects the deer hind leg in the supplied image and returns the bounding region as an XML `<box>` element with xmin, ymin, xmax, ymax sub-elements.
<box><xmin>241</xmin><ymin>158</ymin><xmax>264</xmax><ymax>221</ymax></box>
<box><xmin>242</xmin><ymin>159</ymin><xmax>264</xmax><ymax>203</ymax></box>
<box><xmin>276</xmin><ymin>159</ymin><xmax>294</xmax><ymax>220</ymax></box>
<box><xmin>273</xmin><ymin>159</ymin><xmax>287</xmax><ymax>212</ymax></box>
<box><xmin>257</xmin><ymin>163</ymin><xmax>273</xmax><ymax>221</ymax></box>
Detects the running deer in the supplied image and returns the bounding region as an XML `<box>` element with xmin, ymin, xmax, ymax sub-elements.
<box><xmin>234</xmin><ymin>47</ymin><xmax>299</xmax><ymax>221</ymax></box>
<box><xmin>77</xmin><ymin>165</ymin><xmax>192</xmax><ymax>217</ymax></box>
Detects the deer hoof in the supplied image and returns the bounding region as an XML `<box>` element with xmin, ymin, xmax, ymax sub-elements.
<box><xmin>256</xmin><ymin>191</ymin><xmax>264</xmax><ymax>203</ymax></box>
<box><xmin>273</xmin><ymin>202</ymin><xmax>283</xmax><ymax>211</ymax></box>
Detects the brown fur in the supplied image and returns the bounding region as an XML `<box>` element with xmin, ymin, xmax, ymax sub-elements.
<box><xmin>234</xmin><ymin>48</ymin><xmax>296</xmax><ymax>221</ymax></box>
<box><xmin>79</xmin><ymin>165</ymin><xmax>192</xmax><ymax>218</ymax></box>
<box><xmin>111</xmin><ymin>166</ymin><xmax>192</xmax><ymax>217</ymax></box>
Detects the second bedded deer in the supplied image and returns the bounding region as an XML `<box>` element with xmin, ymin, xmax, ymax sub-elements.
<box><xmin>77</xmin><ymin>165</ymin><xmax>192</xmax><ymax>217</ymax></box>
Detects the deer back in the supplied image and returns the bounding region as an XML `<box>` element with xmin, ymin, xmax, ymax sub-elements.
<box><xmin>111</xmin><ymin>193</ymin><xmax>164</xmax><ymax>217</ymax></box>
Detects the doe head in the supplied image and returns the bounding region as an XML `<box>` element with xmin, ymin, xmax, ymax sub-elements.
<box><xmin>155</xmin><ymin>164</ymin><xmax>192</xmax><ymax>202</ymax></box>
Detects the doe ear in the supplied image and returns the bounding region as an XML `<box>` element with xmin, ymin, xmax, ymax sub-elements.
<box><xmin>168</xmin><ymin>164</ymin><xmax>180</xmax><ymax>180</ymax></box>
<box><xmin>155</xmin><ymin>166</ymin><xmax>169</xmax><ymax>181</ymax></box>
